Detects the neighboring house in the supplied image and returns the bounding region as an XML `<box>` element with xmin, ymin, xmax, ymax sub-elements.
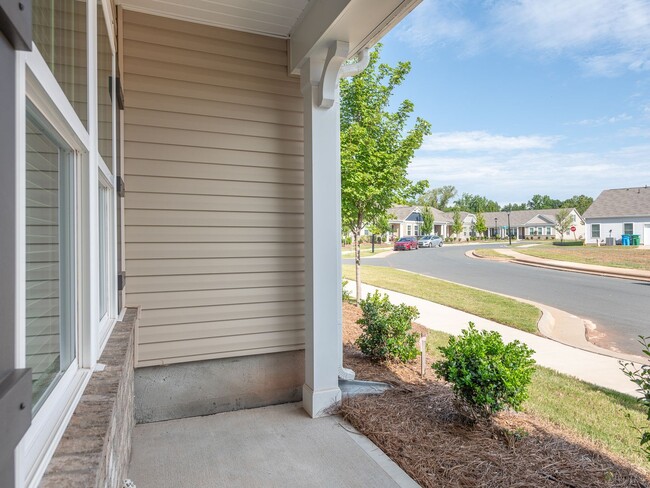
<box><xmin>482</xmin><ymin>208</ymin><xmax>585</xmax><ymax>240</ymax></box>
<box><xmin>583</xmin><ymin>186</ymin><xmax>650</xmax><ymax>245</ymax></box>
<box><xmin>0</xmin><ymin>1</ymin><xmax>423</xmax><ymax>486</ymax></box>
<box><xmin>452</xmin><ymin>211</ymin><xmax>477</xmax><ymax>240</ymax></box>
<box><xmin>387</xmin><ymin>205</ymin><xmax>451</xmax><ymax>238</ymax></box>
<box><xmin>386</xmin><ymin>206</ymin><xmax>478</xmax><ymax>241</ymax></box>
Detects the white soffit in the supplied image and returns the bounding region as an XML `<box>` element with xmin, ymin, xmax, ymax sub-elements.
<box><xmin>116</xmin><ymin>0</ymin><xmax>312</xmax><ymax>38</ymax></box>
<box><xmin>289</xmin><ymin>0</ymin><xmax>422</xmax><ymax>74</ymax></box>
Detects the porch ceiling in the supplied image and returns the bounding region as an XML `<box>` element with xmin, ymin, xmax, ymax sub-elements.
<box><xmin>116</xmin><ymin>0</ymin><xmax>312</xmax><ymax>38</ymax></box>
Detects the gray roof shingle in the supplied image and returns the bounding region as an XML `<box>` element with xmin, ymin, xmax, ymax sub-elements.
<box><xmin>583</xmin><ymin>186</ymin><xmax>650</xmax><ymax>219</ymax></box>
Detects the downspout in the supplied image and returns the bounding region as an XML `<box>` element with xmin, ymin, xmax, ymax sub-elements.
<box><xmin>338</xmin><ymin>48</ymin><xmax>370</xmax><ymax>79</ymax></box>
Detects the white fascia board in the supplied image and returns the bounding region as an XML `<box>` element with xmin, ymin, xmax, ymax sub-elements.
<box><xmin>289</xmin><ymin>0</ymin><xmax>422</xmax><ymax>75</ymax></box>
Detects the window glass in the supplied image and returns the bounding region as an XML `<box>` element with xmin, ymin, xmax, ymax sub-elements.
<box><xmin>98</xmin><ymin>185</ymin><xmax>108</xmax><ymax>318</ymax></box>
<box><xmin>26</xmin><ymin>101</ymin><xmax>76</xmax><ymax>414</ymax></box>
<box><xmin>33</xmin><ymin>0</ymin><xmax>88</xmax><ymax>127</ymax></box>
<box><xmin>592</xmin><ymin>224</ymin><xmax>600</xmax><ymax>238</ymax></box>
<box><xmin>97</xmin><ymin>2</ymin><xmax>113</xmax><ymax>167</ymax></box>
<box><xmin>624</xmin><ymin>223</ymin><xmax>633</xmax><ymax>235</ymax></box>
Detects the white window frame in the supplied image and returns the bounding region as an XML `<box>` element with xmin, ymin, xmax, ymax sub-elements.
<box><xmin>592</xmin><ymin>224</ymin><xmax>600</xmax><ymax>239</ymax></box>
<box><xmin>16</xmin><ymin>1</ymin><xmax>119</xmax><ymax>486</ymax></box>
<box><xmin>623</xmin><ymin>222</ymin><xmax>633</xmax><ymax>235</ymax></box>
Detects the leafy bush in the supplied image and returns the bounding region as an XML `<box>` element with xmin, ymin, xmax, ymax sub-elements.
<box><xmin>342</xmin><ymin>280</ymin><xmax>353</xmax><ymax>303</ymax></box>
<box><xmin>433</xmin><ymin>323</ymin><xmax>536</xmax><ymax>420</ymax></box>
<box><xmin>356</xmin><ymin>291</ymin><xmax>420</xmax><ymax>362</ymax></box>
<box><xmin>552</xmin><ymin>240</ymin><xmax>584</xmax><ymax>246</ymax></box>
<box><xmin>620</xmin><ymin>336</ymin><xmax>650</xmax><ymax>461</ymax></box>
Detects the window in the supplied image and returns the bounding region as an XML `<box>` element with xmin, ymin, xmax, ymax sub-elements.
<box><xmin>25</xmin><ymin>102</ymin><xmax>77</xmax><ymax>414</ymax></box>
<box><xmin>624</xmin><ymin>223</ymin><xmax>633</xmax><ymax>235</ymax></box>
<box><xmin>537</xmin><ymin>227</ymin><xmax>542</xmax><ymax>236</ymax></box>
<box><xmin>415</xmin><ymin>225</ymin><xmax>419</xmax><ymax>236</ymax></box>
<box><xmin>21</xmin><ymin>1</ymin><xmax>119</xmax><ymax>484</ymax></box>
<box><xmin>33</xmin><ymin>0</ymin><xmax>88</xmax><ymax>127</ymax></box>
<box><xmin>98</xmin><ymin>184</ymin><xmax>110</xmax><ymax>319</ymax></box>
<box><xmin>407</xmin><ymin>225</ymin><xmax>411</xmax><ymax>235</ymax></box>
<box><xmin>546</xmin><ymin>226</ymin><xmax>552</xmax><ymax>235</ymax></box>
<box><xmin>592</xmin><ymin>224</ymin><xmax>600</xmax><ymax>238</ymax></box>
<box><xmin>97</xmin><ymin>1</ymin><xmax>113</xmax><ymax>167</ymax></box>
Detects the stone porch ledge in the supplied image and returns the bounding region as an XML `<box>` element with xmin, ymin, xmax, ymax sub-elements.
<box><xmin>40</xmin><ymin>308</ymin><xmax>138</xmax><ymax>488</ymax></box>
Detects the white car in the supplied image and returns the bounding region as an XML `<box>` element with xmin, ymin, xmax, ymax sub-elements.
<box><xmin>417</xmin><ymin>235</ymin><xmax>443</xmax><ymax>248</ymax></box>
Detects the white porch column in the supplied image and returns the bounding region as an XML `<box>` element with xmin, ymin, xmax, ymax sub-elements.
<box><xmin>300</xmin><ymin>55</ymin><xmax>344</xmax><ymax>418</ymax></box>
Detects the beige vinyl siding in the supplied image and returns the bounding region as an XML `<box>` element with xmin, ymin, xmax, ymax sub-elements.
<box><xmin>122</xmin><ymin>10</ymin><xmax>305</xmax><ymax>367</ymax></box>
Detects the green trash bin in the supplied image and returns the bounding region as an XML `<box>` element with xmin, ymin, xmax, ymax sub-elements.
<box><xmin>632</xmin><ymin>235</ymin><xmax>640</xmax><ymax>246</ymax></box>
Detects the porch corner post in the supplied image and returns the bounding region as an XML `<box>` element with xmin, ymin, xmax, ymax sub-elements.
<box><xmin>300</xmin><ymin>56</ymin><xmax>343</xmax><ymax>418</ymax></box>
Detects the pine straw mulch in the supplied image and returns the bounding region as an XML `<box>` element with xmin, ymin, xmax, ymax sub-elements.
<box><xmin>339</xmin><ymin>302</ymin><xmax>650</xmax><ymax>488</ymax></box>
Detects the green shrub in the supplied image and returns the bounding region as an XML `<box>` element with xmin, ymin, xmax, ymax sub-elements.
<box><xmin>356</xmin><ymin>291</ymin><xmax>420</xmax><ymax>362</ymax></box>
<box><xmin>620</xmin><ymin>336</ymin><xmax>650</xmax><ymax>461</ymax></box>
<box><xmin>342</xmin><ymin>280</ymin><xmax>353</xmax><ymax>303</ymax></box>
<box><xmin>552</xmin><ymin>240</ymin><xmax>584</xmax><ymax>246</ymax></box>
<box><xmin>433</xmin><ymin>323</ymin><xmax>536</xmax><ymax>420</ymax></box>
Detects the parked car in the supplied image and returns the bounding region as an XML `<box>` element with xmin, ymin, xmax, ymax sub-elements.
<box><xmin>393</xmin><ymin>236</ymin><xmax>418</xmax><ymax>251</ymax></box>
<box><xmin>418</xmin><ymin>235</ymin><xmax>443</xmax><ymax>248</ymax></box>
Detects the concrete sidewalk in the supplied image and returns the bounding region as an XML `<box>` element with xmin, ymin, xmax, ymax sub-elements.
<box><xmin>128</xmin><ymin>402</ymin><xmax>419</xmax><ymax>488</ymax></box>
<box><xmin>356</xmin><ymin>283</ymin><xmax>642</xmax><ymax>396</ymax></box>
<box><xmin>492</xmin><ymin>248</ymin><xmax>650</xmax><ymax>282</ymax></box>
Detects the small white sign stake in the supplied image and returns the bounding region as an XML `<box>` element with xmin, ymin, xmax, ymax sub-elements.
<box><xmin>420</xmin><ymin>335</ymin><xmax>427</xmax><ymax>377</ymax></box>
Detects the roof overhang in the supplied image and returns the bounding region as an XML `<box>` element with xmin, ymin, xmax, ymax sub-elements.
<box><xmin>289</xmin><ymin>0</ymin><xmax>422</xmax><ymax>75</ymax></box>
<box><xmin>116</xmin><ymin>0</ymin><xmax>422</xmax><ymax>75</ymax></box>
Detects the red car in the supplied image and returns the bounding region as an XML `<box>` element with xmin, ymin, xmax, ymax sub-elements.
<box><xmin>393</xmin><ymin>236</ymin><xmax>418</xmax><ymax>251</ymax></box>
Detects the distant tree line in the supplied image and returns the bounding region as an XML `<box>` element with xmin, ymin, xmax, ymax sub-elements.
<box><xmin>415</xmin><ymin>185</ymin><xmax>593</xmax><ymax>216</ymax></box>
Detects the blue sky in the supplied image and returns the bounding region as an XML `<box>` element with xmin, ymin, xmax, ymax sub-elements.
<box><xmin>379</xmin><ymin>0</ymin><xmax>650</xmax><ymax>205</ymax></box>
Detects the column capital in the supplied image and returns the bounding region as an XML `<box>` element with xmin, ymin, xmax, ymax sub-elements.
<box><xmin>299</xmin><ymin>40</ymin><xmax>350</xmax><ymax>109</ymax></box>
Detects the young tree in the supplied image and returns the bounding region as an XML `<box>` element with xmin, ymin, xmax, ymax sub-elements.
<box><xmin>420</xmin><ymin>207</ymin><xmax>434</xmax><ymax>235</ymax></box>
<box><xmin>475</xmin><ymin>212</ymin><xmax>487</xmax><ymax>238</ymax></box>
<box><xmin>555</xmin><ymin>208</ymin><xmax>572</xmax><ymax>242</ymax></box>
<box><xmin>367</xmin><ymin>214</ymin><xmax>392</xmax><ymax>244</ymax></box>
<box><xmin>341</xmin><ymin>46</ymin><xmax>431</xmax><ymax>301</ymax></box>
<box><xmin>451</xmin><ymin>208</ymin><xmax>464</xmax><ymax>238</ymax></box>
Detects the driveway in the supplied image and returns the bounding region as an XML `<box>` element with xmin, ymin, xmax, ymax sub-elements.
<box><xmin>345</xmin><ymin>244</ymin><xmax>650</xmax><ymax>356</ymax></box>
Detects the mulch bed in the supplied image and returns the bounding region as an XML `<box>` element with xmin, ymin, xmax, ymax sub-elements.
<box><xmin>340</xmin><ymin>302</ymin><xmax>650</xmax><ymax>488</ymax></box>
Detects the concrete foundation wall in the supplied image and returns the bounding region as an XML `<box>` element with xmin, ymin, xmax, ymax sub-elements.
<box><xmin>135</xmin><ymin>350</ymin><xmax>304</xmax><ymax>423</ymax></box>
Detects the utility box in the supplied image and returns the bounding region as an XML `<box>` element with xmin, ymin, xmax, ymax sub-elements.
<box><xmin>605</xmin><ymin>237</ymin><xmax>615</xmax><ymax>246</ymax></box>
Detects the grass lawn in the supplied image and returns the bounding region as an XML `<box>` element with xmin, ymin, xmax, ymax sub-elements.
<box><xmin>341</xmin><ymin>243</ymin><xmax>393</xmax><ymax>258</ymax></box>
<box><xmin>513</xmin><ymin>245</ymin><xmax>650</xmax><ymax>270</ymax></box>
<box><xmin>424</xmin><ymin>330</ymin><xmax>650</xmax><ymax>471</ymax></box>
<box><xmin>473</xmin><ymin>248</ymin><xmax>511</xmax><ymax>259</ymax></box>
<box><xmin>342</xmin><ymin>264</ymin><xmax>541</xmax><ymax>334</ymax></box>
<box><xmin>342</xmin><ymin>247</ymin><xmax>392</xmax><ymax>258</ymax></box>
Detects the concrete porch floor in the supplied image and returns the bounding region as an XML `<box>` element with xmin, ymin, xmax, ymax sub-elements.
<box><xmin>128</xmin><ymin>402</ymin><xmax>419</xmax><ymax>488</ymax></box>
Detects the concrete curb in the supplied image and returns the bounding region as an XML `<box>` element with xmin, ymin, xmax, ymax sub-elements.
<box><xmin>384</xmin><ymin>262</ymin><xmax>648</xmax><ymax>365</ymax></box>
<box><xmin>494</xmin><ymin>249</ymin><xmax>650</xmax><ymax>282</ymax></box>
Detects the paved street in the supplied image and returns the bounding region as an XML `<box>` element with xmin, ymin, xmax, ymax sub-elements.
<box><xmin>345</xmin><ymin>244</ymin><xmax>650</xmax><ymax>356</ymax></box>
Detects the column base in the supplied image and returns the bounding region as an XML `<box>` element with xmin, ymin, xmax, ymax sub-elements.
<box><xmin>302</xmin><ymin>384</ymin><xmax>341</xmax><ymax>418</ymax></box>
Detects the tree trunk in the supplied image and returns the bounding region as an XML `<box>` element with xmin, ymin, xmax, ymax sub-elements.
<box><xmin>354</xmin><ymin>231</ymin><xmax>361</xmax><ymax>304</ymax></box>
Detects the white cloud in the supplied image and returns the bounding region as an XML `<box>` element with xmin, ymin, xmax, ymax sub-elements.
<box><xmin>395</xmin><ymin>1</ymin><xmax>483</xmax><ymax>55</ymax></box>
<box><xmin>567</xmin><ymin>113</ymin><xmax>632</xmax><ymax>126</ymax></box>
<box><xmin>422</xmin><ymin>131</ymin><xmax>561</xmax><ymax>152</ymax></box>
<box><xmin>407</xmin><ymin>144</ymin><xmax>650</xmax><ymax>203</ymax></box>
<box><xmin>493</xmin><ymin>0</ymin><xmax>650</xmax><ymax>52</ymax></box>
<box><xmin>397</xmin><ymin>0</ymin><xmax>650</xmax><ymax>76</ymax></box>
